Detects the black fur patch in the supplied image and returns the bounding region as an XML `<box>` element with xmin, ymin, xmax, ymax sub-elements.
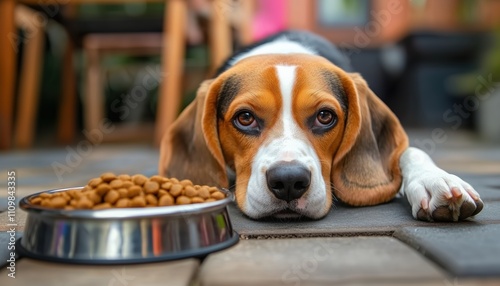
<box><xmin>216</xmin><ymin>75</ymin><xmax>241</xmax><ymax>119</ymax></box>
<box><xmin>321</xmin><ymin>70</ymin><xmax>348</xmax><ymax>113</ymax></box>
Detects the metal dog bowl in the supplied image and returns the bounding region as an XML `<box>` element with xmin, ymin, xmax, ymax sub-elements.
<box><xmin>19</xmin><ymin>187</ymin><xmax>238</xmax><ymax>264</ymax></box>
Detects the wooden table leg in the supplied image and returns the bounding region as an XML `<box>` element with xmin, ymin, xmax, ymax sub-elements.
<box><xmin>209</xmin><ymin>0</ymin><xmax>232</xmax><ymax>74</ymax></box>
<box><xmin>57</xmin><ymin>38</ymin><xmax>76</xmax><ymax>145</ymax></box>
<box><xmin>14</xmin><ymin>5</ymin><xmax>46</xmax><ymax>149</ymax></box>
<box><xmin>154</xmin><ymin>0</ymin><xmax>188</xmax><ymax>146</ymax></box>
<box><xmin>0</xmin><ymin>0</ymin><xmax>17</xmax><ymax>150</ymax></box>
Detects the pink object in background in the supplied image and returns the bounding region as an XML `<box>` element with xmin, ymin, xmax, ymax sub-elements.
<box><xmin>252</xmin><ymin>0</ymin><xmax>287</xmax><ymax>41</ymax></box>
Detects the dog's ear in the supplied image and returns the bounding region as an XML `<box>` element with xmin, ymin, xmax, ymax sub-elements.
<box><xmin>158</xmin><ymin>79</ymin><xmax>228</xmax><ymax>187</ymax></box>
<box><xmin>331</xmin><ymin>72</ymin><xmax>409</xmax><ymax>206</ymax></box>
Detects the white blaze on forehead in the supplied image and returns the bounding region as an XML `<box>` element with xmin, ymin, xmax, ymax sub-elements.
<box><xmin>276</xmin><ymin>65</ymin><xmax>297</xmax><ymax>139</ymax></box>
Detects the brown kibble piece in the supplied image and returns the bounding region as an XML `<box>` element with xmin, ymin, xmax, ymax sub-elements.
<box><xmin>88</xmin><ymin>177</ymin><xmax>103</xmax><ymax>188</ymax></box>
<box><xmin>88</xmin><ymin>191</ymin><xmax>102</xmax><ymax>204</ymax></box>
<box><xmin>145</xmin><ymin>194</ymin><xmax>158</xmax><ymax>206</ymax></box>
<box><xmin>144</xmin><ymin>181</ymin><xmax>160</xmax><ymax>194</ymax></box>
<box><xmin>109</xmin><ymin>179</ymin><xmax>124</xmax><ymax>189</ymax></box>
<box><xmin>132</xmin><ymin>174</ymin><xmax>148</xmax><ymax>186</ymax></box>
<box><xmin>149</xmin><ymin>175</ymin><xmax>164</xmax><ymax>183</ymax></box>
<box><xmin>93</xmin><ymin>203</ymin><xmax>112</xmax><ymax>210</ymax></box>
<box><xmin>158</xmin><ymin>193</ymin><xmax>174</xmax><ymax>206</ymax></box>
<box><xmin>70</xmin><ymin>199</ymin><xmax>78</xmax><ymax>207</ymax></box>
<box><xmin>96</xmin><ymin>184</ymin><xmax>111</xmax><ymax>196</ymax></box>
<box><xmin>101</xmin><ymin>172</ymin><xmax>116</xmax><ymax>182</ymax></box>
<box><xmin>180</xmin><ymin>179</ymin><xmax>192</xmax><ymax>187</ymax></box>
<box><xmin>176</xmin><ymin>196</ymin><xmax>191</xmax><ymax>205</ymax></box>
<box><xmin>130</xmin><ymin>196</ymin><xmax>146</xmax><ymax>207</ymax></box>
<box><xmin>77</xmin><ymin>197</ymin><xmax>94</xmax><ymax>209</ymax></box>
<box><xmin>117</xmin><ymin>188</ymin><xmax>128</xmax><ymax>198</ymax></box>
<box><xmin>122</xmin><ymin>181</ymin><xmax>134</xmax><ymax>188</ymax></box>
<box><xmin>191</xmin><ymin>197</ymin><xmax>204</xmax><ymax>204</ymax></box>
<box><xmin>208</xmin><ymin>187</ymin><xmax>219</xmax><ymax>193</ymax></box>
<box><xmin>170</xmin><ymin>184</ymin><xmax>183</xmax><ymax>197</ymax></box>
<box><xmin>30</xmin><ymin>197</ymin><xmax>42</xmax><ymax>205</ymax></box>
<box><xmin>211</xmin><ymin>191</ymin><xmax>225</xmax><ymax>200</ymax></box>
<box><xmin>128</xmin><ymin>185</ymin><xmax>142</xmax><ymax>197</ymax></box>
<box><xmin>40</xmin><ymin>193</ymin><xmax>52</xmax><ymax>198</ymax></box>
<box><xmin>205</xmin><ymin>198</ymin><xmax>216</xmax><ymax>202</ymax></box>
<box><xmin>41</xmin><ymin>199</ymin><xmax>51</xmax><ymax>207</ymax></box>
<box><xmin>161</xmin><ymin>182</ymin><xmax>172</xmax><ymax>190</ymax></box>
<box><xmin>50</xmin><ymin>196</ymin><xmax>67</xmax><ymax>209</ymax></box>
<box><xmin>199</xmin><ymin>187</ymin><xmax>210</xmax><ymax>199</ymax></box>
<box><xmin>104</xmin><ymin>190</ymin><xmax>120</xmax><ymax>204</ymax></box>
<box><xmin>115</xmin><ymin>198</ymin><xmax>130</xmax><ymax>208</ymax></box>
<box><xmin>184</xmin><ymin>186</ymin><xmax>198</xmax><ymax>197</ymax></box>
<box><xmin>170</xmin><ymin>178</ymin><xmax>179</xmax><ymax>184</ymax></box>
<box><xmin>118</xmin><ymin>174</ymin><xmax>131</xmax><ymax>181</ymax></box>
<box><xmin>158</xmin><ymin>189</ymin><xmax>168</xmax><ymax>197</ymax></box>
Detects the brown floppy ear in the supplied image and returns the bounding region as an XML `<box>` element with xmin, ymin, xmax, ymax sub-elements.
<box><xmin>158</xmin><ymin>79</ymin><xmax>228</xmax><ymax>187</ymax></box>
<box><xmin>332</xmin><ymin>72</ymin><xmax>409</xmax><ymax>206</ymax></box>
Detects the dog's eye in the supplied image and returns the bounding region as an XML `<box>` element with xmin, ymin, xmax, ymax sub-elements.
<box><xmin>311</xmin><ymin>109</ymin><xmax>337</xmax><ymax>134</ymax></box>
<box><xmin>315</xmin><ymin>110</ymin><xmax>336</xmax><ymax>126</ymax></box>
<box><xmin>233</xmin><ymin>111</ymin><xmax>260</xmax><ymax>135</ymax></box>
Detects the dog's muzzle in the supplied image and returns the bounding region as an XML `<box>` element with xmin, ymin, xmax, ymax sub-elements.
<box><xmin>266</xmin><ymin>160</ymin><xmax>311</xmax><ymax>202</ymax></box>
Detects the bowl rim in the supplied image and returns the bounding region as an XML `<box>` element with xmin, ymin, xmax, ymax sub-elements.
<box><xmin>20</xmin><ymin>187</ymin><xmax>234</xmax><ymax>219</ymax></box>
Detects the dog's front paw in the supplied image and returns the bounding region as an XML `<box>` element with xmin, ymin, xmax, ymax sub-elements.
<box><xmin>404</xmin><ymin>170</ymin><xmax>484</xmax><ymax>222</ymax></box>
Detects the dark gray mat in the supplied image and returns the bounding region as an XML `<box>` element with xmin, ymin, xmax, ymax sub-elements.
<box><xmin>394</xmin><ymin>224</ymin><xmax>500</xmax><ymax>277</ymax></box>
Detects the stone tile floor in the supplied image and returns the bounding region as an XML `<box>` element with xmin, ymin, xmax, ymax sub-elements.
<box><xmin>0</xmin><ymin>129</ymin><xmax>499</xmax><ymax>285</ymax></box>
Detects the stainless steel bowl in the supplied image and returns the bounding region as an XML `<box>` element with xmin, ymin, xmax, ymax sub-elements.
<box><xmin>19</xmin><ymin>187</ymin><xmax>238</xmax><ymax>264</ymax></box>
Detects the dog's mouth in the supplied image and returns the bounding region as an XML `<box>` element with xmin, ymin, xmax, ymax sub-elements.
<box><xmin>271</xmin><ymin>208</ymin><xmax>302</xmax><ymax>219</ymax></box>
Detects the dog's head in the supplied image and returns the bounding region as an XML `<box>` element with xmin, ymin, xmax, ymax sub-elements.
<box><xmin>159</xmin><ymin>54</ymin><xmax>408</xmax><ymax>219</ymax></box>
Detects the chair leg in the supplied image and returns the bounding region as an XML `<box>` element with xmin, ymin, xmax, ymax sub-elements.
<box><xmin>209</xmin><ymin>0</ymin><xmax>233</xmax><ymax>75</ymax></box>
<box><xmin>57</xmin><ymin>38</ymin><xmax>76</xmax><ymax>145</ymax></box>
<box><xmin>154</xmin><ymin>0</ymin><xmax>188</xmax><ymax>146</ymax></box>
<box><xmin>14</xmin><ymin>5</ymin><xmax>45</xmax><ymax>149</ymax></box>
<box><xmin>84</xmin><ymin>46</ymin><xmax>104</xmax><ymax>143</ymax></box>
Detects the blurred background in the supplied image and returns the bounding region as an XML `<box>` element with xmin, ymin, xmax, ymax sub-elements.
<box><xmin>1</xmin><ymin>0</ymin><xmax>500</xmax><ymax>152</ymax></box>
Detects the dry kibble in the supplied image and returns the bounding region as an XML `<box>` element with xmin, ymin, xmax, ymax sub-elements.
<box><xmin>144</xmin><ymin>181</ymin><xmax>160</xmax><ymax>194</ymax></box>
<box><xmin>128</xmin><ymin>185</ymin><xmax>142</xmax><ymax>198</ymax></box>
<box><xmin>161</xmin><ymin>182</ymin><xmax>172</xmax><ymax>190</ymax></box>
<box><xmin>104</xmin><ymin>190</ymin><xmax>120</xmax><ymax>204</ymax></box>
<box><xmin>115</xmin><ymin>198</ymin><xmax>130</xmax><ymax>208</ymax></box>
<box><xmin>211</xmin><ymin>191</ymin><xmax>225</xmax><ymax>200</ymax></box>
<box><xmin>109</xmin><ymin>179</ymin><xmax>124</xmax><ymax>189</ymax></box>
<box><xmin>149</xmin><ymin>175</ymin><xmax>164</xmax><ymax>183</ymax></box>
<box><xmin>88</xmin><ymin>177</ymin><xmax>102</xmax><ymax>188</ymax></box>
<box><xmin>158</xmin><ymin>193</ymin><xmax>174</xmax><ymax>206</ymax></box>
<box><xmin>117</xmin><ymin>188</ymin><xmax>128</xmax><ymax>198</ymax></box>
<box><xmin>118</xmin><ymin>174</ymin><xmax>131</xmax><ymax>181</ymax></box>
<box><xmin>184</xmin><ymin>186</ymin><xmax>198</xmax><ymax>198</ymax></box>
<box><xmin>176</xmin><ymin>196</ymin><xmax>191</xmax><ymax>205</ymax></box>
<box><xmin>132</xmin><ymin>174</ymin><xmax>148</xmax><ymax>186</ymax></box>
<box><xmin>96</xmin><ymin>184</ymin><xmax>111</xmax><ymax>196</ymax></box>
<box><xmin>191</xmin><ymin>197</ymin><xmax>204</xmax><ymax>204</ymax></box>
<box><xmin>199</xmin><ymin>187</ymin><xmax>210</xmax><ymax>199</ymax></box>
<box><xmin>145</xmin><ymin>194</ymin><xmax>158</xmax><ymax>206</ymax></box>
<box><xmin>170</xmin><ymin>184</ymin><xmax>183</xmax><ymax>197</ymax></box>
<box><xmin>50</xmin><ymin>196</ymin><xmax>67</xmax><ymax>209</ymax></box>
<box><xmin>93</xmin><ymin>203</ymin><xmax>112</xmax><ymax>210</ymax></box>
<box><xmin>122</xmin><ymin>181</ymin><xmax>134</xmax><ymax>189</ymax></box>
<box><xmin>180</xmin><ymin>179</ymin><xmax>193</xmax><ymax>187</ymax></box>
<box><xmin>158</xmin><ymin>189</ymin><xmax>168</xmax><ymax>197</ymax></box>
<box><xmin>76</xmin><ymin>197</ymin><xmax>94</xmax><ymax>209</ymax></box>
<box><xmin>101</xmin><ymin>172</ymin><xmax>116</xmax><ymax>182</ymax></box>
<box><xmin>130</xmin><ymin>196</ymin><xmax>146</xmax><ymax>207</ymax></box>
<box><xmin>29</xmin><ymin>174</ymin><xmax>226</xmax><ymax>210</ymax></box>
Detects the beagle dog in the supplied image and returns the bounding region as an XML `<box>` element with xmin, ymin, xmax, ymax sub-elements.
<box><xmin>159</xmin><ymin>31</ymin><xmax>483</xmax><ymax>221</ymax></box>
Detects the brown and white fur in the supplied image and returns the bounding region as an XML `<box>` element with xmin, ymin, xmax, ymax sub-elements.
<box><xmin>159</xmin><ymin>31</ymin><xmax>483</xmax><ymax>221</ymax></box>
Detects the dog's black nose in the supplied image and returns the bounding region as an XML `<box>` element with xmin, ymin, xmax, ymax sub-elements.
<box><xmin>266</xmin><ymin>161</ymin><xmax>311</xmax><ymax>202</ymax></box>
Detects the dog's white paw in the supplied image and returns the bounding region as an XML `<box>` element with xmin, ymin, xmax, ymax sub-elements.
<box><xmin>403</xmin><ymin>169</ymin><xmax>484</xmax><ymax>222</ymax></box>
